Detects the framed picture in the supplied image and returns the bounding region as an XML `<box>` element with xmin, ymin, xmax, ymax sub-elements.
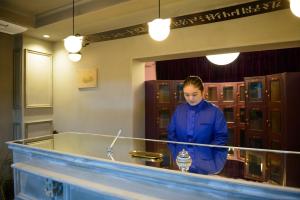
<box><xmin>25</xmin><ymin>49</ymin><xmax>53</xmax><ymax>108</ymax></box>
<box><xmin>77</xmin><ymin>68</ymin><xmax>98</xmax><ymax>89</ymax></box>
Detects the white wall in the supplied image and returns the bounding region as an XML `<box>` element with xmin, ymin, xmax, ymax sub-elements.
<box><xmin>51</xmin><ymin>9</ymin><xmax>300</xmax><ymax>137</ymax></box>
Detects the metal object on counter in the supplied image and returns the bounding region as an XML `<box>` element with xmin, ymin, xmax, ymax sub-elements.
<box><xmin>106</xmin><ymin>129</ymin><xmax>122</xmax><ymax>161</ymax></box>
<box><xmin>129</xmin><ymin>150</ymin><xmax>163</xmax><ymax>159</ymax></box>
<box><xmin>129</xmin><ymin>150</ymin><xmax>163</xmax><ymax>162</ymax></box>
<box><xmin>176</xmin><ymin>149</ymin><xmax>192</xmax><ymax>172</ymax></box>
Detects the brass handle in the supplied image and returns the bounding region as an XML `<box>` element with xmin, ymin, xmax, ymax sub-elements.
<box><xmin>265</xmin><ymin>90</ymin><xmax>270</xmax><ymax>98</ymax></box>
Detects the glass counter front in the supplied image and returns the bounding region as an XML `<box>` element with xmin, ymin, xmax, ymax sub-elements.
<box><xmin>7</xmin><ymin>132</ymin><xmax>300</xmax><ymax>200</ymax></box>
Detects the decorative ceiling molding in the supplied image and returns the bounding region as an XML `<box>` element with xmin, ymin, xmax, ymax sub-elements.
<box><xmin>85</xmin><ymin>0</ymin><xmax>289</xmax><ymax>44</ymax></box>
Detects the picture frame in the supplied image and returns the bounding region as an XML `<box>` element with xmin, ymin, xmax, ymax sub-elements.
<box><xmin>25</xmin><ymin>49</ymin><xmax>53</xmax><ymax>108</ymax></box>
<box><xmin>77</xmin><ymin>67</ymin><xmax>98</xmax><ymax>89</ymax></box>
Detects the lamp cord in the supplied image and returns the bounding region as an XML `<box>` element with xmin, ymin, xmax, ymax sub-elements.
<box><xmin>72</xmin><ymin>0</ymin><xmax>75</xmax><ymax>35</ymax></box>
<box><xmin>158</xmin><ymin>0</ymin><xmax>160</xmax><ymax>18</ymax></box>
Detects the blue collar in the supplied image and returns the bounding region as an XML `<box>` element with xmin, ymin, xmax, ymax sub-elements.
<box><xmin>187</xmin><ymin>99</ymin><xmax>205</xmax><ymax>111</ymax></box>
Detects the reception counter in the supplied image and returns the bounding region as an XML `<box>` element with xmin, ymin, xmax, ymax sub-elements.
<box><xmin>7</xmin><ymin>132</ymin><xmax>300</xmax><ymax>200</ymax></box>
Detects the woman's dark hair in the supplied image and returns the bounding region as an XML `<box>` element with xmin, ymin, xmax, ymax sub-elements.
<box><xmin>183</xmin><ymin>76</ymin><xmax>204</xmax><ymax>92</ymax></box>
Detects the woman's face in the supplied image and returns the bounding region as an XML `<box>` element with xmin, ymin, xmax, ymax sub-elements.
<box><xmin>183</xmin><ymin>84</ymin><xmax>203</xmax><ymax>106</ymax></box>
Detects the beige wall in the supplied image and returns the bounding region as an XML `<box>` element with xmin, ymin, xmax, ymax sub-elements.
<box><xmin>22</xmin><ymin>36</ymin><xmax>54</xmax><ymax>138</ymax></box>
<box><xmin>0</xmin><ymin>32</ymin><xmax>14</xmax><ymax>164</ymax></box>
<box><xmin>53</xmin><ymin>41</ymin><xmax>135</xmax><ymax>136</ymax></box>
<box><xmin>50</xmin><ymin>9</ymin><xmax>300</xmax><ymax>138</ymax></box>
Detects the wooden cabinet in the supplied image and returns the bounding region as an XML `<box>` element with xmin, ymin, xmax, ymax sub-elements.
<box><xmin>244</xmin><ymin>75</ymin><xmax>267</xmax><ymax>148</ymax></box>
<box><xmin>205</xmin><ymin>82</ymin><xmax>246</xmax><ymax>178</ymax></box>
<box><xmin>146</xmin><ymin>80</ymin><xmax>246</xmax><ymax>177</ymax></box>
<box><xmin>145</xmin><ymin>80</ymin><xmax>184</xmax><ymax>140</ymax></box>
<box><xmin>244</xmin><ymin>72</ymin><xmax>300</xmax><ymax>187</ymax></box>
<box><xmin>145</xmin><ymin>80</ymin><xmax>184</xmax><ymax>168</ymax></box>
<box><xmin>204</xmin><ymin>82</ymin><xmax>245</xmax><ymax>159</ymax></box>
<box><xmin>244</xmin><ymin>75</ymin><xmax>268</xmax><ymax>182</ymax></box>
<box><xmin>145</xmin><ymin>73</ymin><xmax>300</xmax><ymax>186</ymax></box>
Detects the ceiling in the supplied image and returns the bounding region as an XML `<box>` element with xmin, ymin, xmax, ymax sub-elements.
<box><xmin>0</xmin><ymin>0</ymin><xmax>252</xmax><ymax>42</ymax></box>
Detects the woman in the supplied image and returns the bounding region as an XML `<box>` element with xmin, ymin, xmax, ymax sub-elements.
<box><xmin>168</xmin><ymin>76</ymin><xmax>228</xmax><ymax>174</ymax></box>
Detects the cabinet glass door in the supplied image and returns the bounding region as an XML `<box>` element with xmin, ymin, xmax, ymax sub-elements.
<box><xmin>223</xmin><ymin>86</ymin><xmax>234</xmax><ymax>102</ymax></box>
<box><xmin>224</xmin><ymin>107</ymin><xmax>234</xmax><ymax>123</ymax></box>
<box><xmin>158</xmin><ymin>109</ymin><xmax>170</xmax><ymax>129</ymax></box>
<box><xmin>207</xmin><ymin>87</ymin><xmax>218</xmax><ymax>101</ymax></box>
<box><xmin>248</xmin><ymin>136</ymin><xmax>264</xmax><ymax>148</ymax></box>
<box><xmin>270</xmin><ymin>111</ymin><xmax>281</xmax><ymax>134</ymax></box>
<box><xmin>247</xmin><ymin>153</ymin><xmax>264</xmax><ymax>178</ymax></box>
<box><xmin>245</xmin><ymin>151</ymin><xmax>266</xmax><ymax>182</ymax></box>
<box><xmin>249</xmin><ymin>82</ymin><xmax>263</xmax><ymax>102</ymax></box>
<box><xmin>270</xmin><ymin>79</ymin><xmax>281</xmax><ymax>102</ymax></box>
<box><xmin>158</xmin><ymin>84</ymin><xmax>170</xmax><ymax>103</ymax></box>
<box><xmin>249</xmin><ymin>109</ymin><xmax>264</xmax><ymax>130</ymax></box>
<box><xmin>175</xmin><ymin>82</ymin><xmax>185</xmax><ymax>103</ymax></box>
<box><xmin>239</xmin><ymin>129</ymin><xmax>246</xmax><ymax>147</ymax></box>
<box><xmin>268</xmin><ymin>154</ymin><xmax>283</xmax><ymax>185</ymax></box>
<box><xmin>270</xmin><ymin>140</ymin><xmax>281</xmax><ymax>150</ymax></box>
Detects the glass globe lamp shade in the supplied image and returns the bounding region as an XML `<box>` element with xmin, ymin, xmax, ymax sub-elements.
<box><xmin>206</xmin><ymin>52</ymin><xmax>240</xmax><ymax>65</ymax></box>
<box><xmin>290</xmin><ymin>0</ymin><xmax>300</xmax><ymax>18</ymax></box>
<box><xmin>64</xmin><ymin>35</ymin><xmax>83</xmax><ymax>53</ymax></box>
<box><xmin>68</xmin><ymin>52</ymin><xmax>82</xmax><ymax>62</ymax></box>
<box><xmin>148</xmin><ymin>18</ymin><xmax>171</xmax><ymax>41</ymax></box>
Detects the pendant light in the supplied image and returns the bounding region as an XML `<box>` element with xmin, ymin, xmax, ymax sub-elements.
<box><xmin>290</xmin><ymin>0</ymin><xmax>300</xmax><ymax>18</ymax></box>
<box><xmin>64</xmin><ymin>0</ymin><xmax>82</xmax><ymax>62</ymax></box>
<box><xmin>148</xmin><ymin>0</ymin><xmax>171</xmax><ymax>41</ymax></box>
<box><xmin>206</xmin><ymin>52</ymin><xmax>240</xmax><ymax>65</ymax></box>
<box><xmin>68</xmin><ymin>52</ymin><xmax>82</xmax><ymax>62</ymax></box>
